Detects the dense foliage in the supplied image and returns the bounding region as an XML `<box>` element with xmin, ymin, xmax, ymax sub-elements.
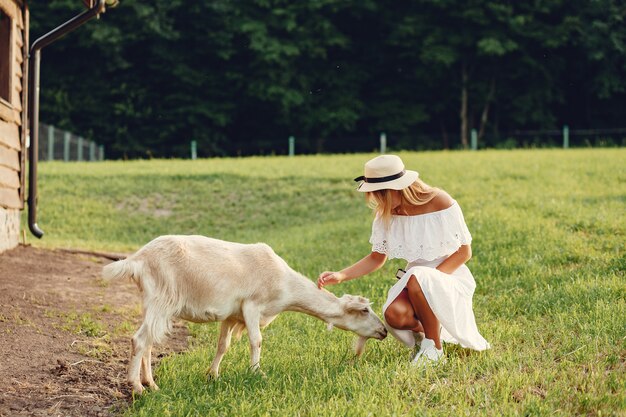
<box><xmin>30</xmin><ymin>1</ymin><xmax>626</xmax><ymax>157</ymax></box>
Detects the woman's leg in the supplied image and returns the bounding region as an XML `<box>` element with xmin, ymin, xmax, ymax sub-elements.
<box><xmin>406</xmin><ymin>275</ymin><xmax>441</xmax><ymax>349</ymax></box>
<box><xmin>384</xmin><ymin>289</ymin><xmax>424</xmax><ymax>333</ymax></box>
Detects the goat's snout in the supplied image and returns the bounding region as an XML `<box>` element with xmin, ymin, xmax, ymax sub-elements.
<box><xmin>376</xmin><ymin>325</ymin><xmax>388</xmax><ymax>340</ymax></box>
<box><xmin>354</xmin><ymin>324</ymin><xmax>387</xmax><ymax>357</ymax></box>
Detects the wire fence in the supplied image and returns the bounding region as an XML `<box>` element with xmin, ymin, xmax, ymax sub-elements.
<box><xmin>37</xmin><ymin>123</ymin><xmax>104</xmax><ymax>162</ymax></box>
<box><xmin>206</xmin><ymin>127</ymin><xmax>624</xmax><ymax>158</ymax></box>
<box><xmin>480</xmin><ymin>127</ymin><xmax>626</xmax><ymax>150</ymax></box>
<box><xmin>375</xmin><ymin>126</ymin><xmax>626</xmax><ymax>152</ymax></box>
<box><xmin>35</xmin><ymin>124</ymin><xmax>625</xmax><ymax>160</ymax></box>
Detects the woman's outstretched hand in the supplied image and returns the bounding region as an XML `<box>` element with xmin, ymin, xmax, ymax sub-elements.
<box><xmin>317</xmin><ymin>271</ymin><xmax>344</xmax><ymax>289</ymax></box>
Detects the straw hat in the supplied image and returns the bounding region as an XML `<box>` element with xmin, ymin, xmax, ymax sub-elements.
<box><xmin>354</xmin><ymin>155</ymin><xmax>419</xmax><ymax>192</ymax></box>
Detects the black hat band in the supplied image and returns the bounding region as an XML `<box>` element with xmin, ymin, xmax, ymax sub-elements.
<box><xmin>354</xmin><ymin>170</ymin><xmax>406</xmax><ymax>183</ymax></box>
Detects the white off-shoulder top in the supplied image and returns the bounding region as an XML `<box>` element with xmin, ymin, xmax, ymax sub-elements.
<box><xmin>369</xmin><ymin>200</ymin><xmax>472</xmax><ymax>262</ymax></box>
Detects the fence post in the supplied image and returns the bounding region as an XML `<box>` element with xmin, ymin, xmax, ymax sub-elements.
<box><xmin>63</xmin><ymin>132</ymin><xmax>70</xmax><ymax>161</ymax></box>
<box><xmin>98</xmin><ymin>145</ymin><xmax>104</xmax><ymax>161</ymax></box>
<box><xmin>471</xmin><ymin>129</ymin><xmax>478</xmax><ymax>151</ymax></box>
<box><xmin>380</xmin><ymin>132</ymin><xmax>387</xmax><ymax>154</ymax></box>
<box><xmin>191</xmin><ymin>140</ymin><xmax>197</xmax><ymax>160</ymax></box>
<box><xmin>89</xmin><ymin>142</ymin><xmax>96</xmax><ymax>161</ymax></box>
<box><xmin>563</xmin><ymin>125</ymin><xmax>569</xmax><ymax>149</ymax></box>
<box><xmin>77</xmin><ymin>137</ymin><xmax>84</xmax><ymax>161</ymax></box>
<box><xmin>288</xmin><ymin>136</ymin><xmax>295</xmax><ymax>157</ymax></box>
<box><xmin>47</xmin><ymin>125</ymin><xmax>55</xmax><ymax>161</ymax></box>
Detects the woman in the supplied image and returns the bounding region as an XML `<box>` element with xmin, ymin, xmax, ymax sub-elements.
<box><xmin>318</xmin><ymin>154</ymin><xmax>490</xmax><ymax>366</ymax></box>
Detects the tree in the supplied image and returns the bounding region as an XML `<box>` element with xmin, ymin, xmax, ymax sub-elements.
<box><xmin>28</xmin><ymin>0</ymin><xmax>626</xmax><ymax>156</ymax></box>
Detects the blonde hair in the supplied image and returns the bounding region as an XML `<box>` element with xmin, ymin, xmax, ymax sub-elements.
<box><xmin>366</xmin><ymin>179</ymin><xmax>439</xmax><ymax>226</ymax></box>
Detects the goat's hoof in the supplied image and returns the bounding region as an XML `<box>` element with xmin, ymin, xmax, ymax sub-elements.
<box><xmin>131</xmin><ymin>383</ymin><xmax>144</xmax><ymax>396</ymax></box>
<box><xmin>141</xmin><ymin>379</ymin><xmax>159</xmax><ymax>391</ymax></box>
<box><xmin>207</xmin><ymin>371</ymin><xmax>219</xmax><ymax>381</ymax></box>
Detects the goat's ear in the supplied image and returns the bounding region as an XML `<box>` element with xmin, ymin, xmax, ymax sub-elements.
<box><xmin>342</xmin><ymin>295</ymin><xmax>370</xmax><ymax>313</ymax></box>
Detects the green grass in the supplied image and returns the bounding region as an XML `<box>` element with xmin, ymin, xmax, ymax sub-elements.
<box><xmin>26</xmin><ymin>149</ymin><xmax>626</xmax><ymax>416</ymax></box>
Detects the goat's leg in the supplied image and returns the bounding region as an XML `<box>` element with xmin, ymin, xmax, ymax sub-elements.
<box><xmin>208</xmin><ymin>320</ymin><xmax>236</xmax><ymax>380</ymax></box>
<box><xmin>242</xmin><ymin>302</ymin><xmax>262</xmax><ymax>372</ymax></box>
<box><xmin>130</xmin><ymin>305</ymin><xmax>169</xmax><ymax>394</ymax></box>
<box><xmin>140</xmin><ymin>345</ymin><xmax>159</xmax><ymax>390</ymax></box>
<box><xmin>129</xmin><ymin>324</ymin><xmax>150</xmax><ymax>394</ymax></box>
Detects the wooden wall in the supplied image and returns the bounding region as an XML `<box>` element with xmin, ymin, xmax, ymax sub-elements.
<box><xmin>0</xmin><ymin>0</ymin><xmax>26</xmax><ymax>211</ymax></box>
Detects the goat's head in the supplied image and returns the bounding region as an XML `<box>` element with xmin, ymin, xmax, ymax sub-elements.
<box><xmin>329</xmin><ymin>294</ymin><xmax>387</xmax><ymax>355</ymax></box>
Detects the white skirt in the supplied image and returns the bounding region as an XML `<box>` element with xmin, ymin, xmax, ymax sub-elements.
<box><xmin>382</xmin><ymin>258</ymin><xmax>490</xmax><ymax>351</ymax></box>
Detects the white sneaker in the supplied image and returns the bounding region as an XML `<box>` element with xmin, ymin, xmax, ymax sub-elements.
<box><xmin>411</xmin><ymin>338</ymin><xmax>444</xmax><ymax>367</ymax></box>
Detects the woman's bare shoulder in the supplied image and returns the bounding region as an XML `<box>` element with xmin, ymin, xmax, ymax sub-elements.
<box><xmin>431</xmin><ymin>190</ymin><xmax>455</xmax><ymax>211</ymax></box>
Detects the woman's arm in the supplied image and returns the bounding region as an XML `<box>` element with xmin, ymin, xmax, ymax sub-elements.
<box><xmin>436</xmin><ymin>244</ymin><xmax>472</xmax><ymax>274</ymax></box>
<box><xmin>318</xmin><ymin>251</ymin><xmax>387</xmax><ymax>288</ymax></box>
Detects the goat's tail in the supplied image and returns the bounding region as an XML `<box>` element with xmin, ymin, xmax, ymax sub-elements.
<box><xmin>102</xmin><ymin>258</ymin><xmax>143</xmax><ymax>289</ymax></box>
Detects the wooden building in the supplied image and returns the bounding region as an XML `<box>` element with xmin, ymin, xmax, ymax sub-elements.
<box><xmin>0</xmin><ymin>0</ymin><xmax>27</xmax><ymax>252</ymax></box>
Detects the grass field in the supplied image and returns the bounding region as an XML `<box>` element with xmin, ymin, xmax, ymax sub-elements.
<box><xmin>27</xmin><ymin>149</ymin><xmax>625</xmax><ymax>416</ymax></box>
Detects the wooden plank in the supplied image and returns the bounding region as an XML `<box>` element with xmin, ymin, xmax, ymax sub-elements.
<box><xmin>13</xmin><ymin>60</ymin><xmax>23</xmax><ymax>107</ymax></box>
<box><xmin>0</xmin><ymin>0</ymin><xmax>17</xmax><ymax>17</ymax></box>
<box><xmin>12</xmin><ymin>108</ymin><xmax>20</xmax><ymax>125</ymax></box>
<box><xmin>12</xmin><ymin>95</ymin><xmax>21</xmax><ymax>111</ymax></box>
<box><xmin>9</xmin><ymin>11</ymin><xmax>19</xmax><ymax>109</ymax></box>
<box><xmin>11</xmin><ymin>18</ymin><xmax>24</xmax><ymax>109</ymax></box>
<box><xmin>12</xmin><ymin>46</ymin><xmax>22</xmax><ymax>107</ymax></box>
<box><xmin>13</xmin><ymin>90</ymin><xmax>22</xmax><ymax>108</ymax></box>
<box><xmin>19</xmin><ymin>4</ymin><xmax>28</xmax><ymax>209</ymax></box>
<box><xmin>0</xmin><ymin>119</ymin><xmax>19</xmax><ymax>149</ymax></box>
<box><xmin>13</xmin><ymin>53</ymin><xmax>22</xmax><ymax>90</ymax></box>
<box><xmin>0</xmin><ymin>165</ymin><xmax>19</xmax><ymax>189</ymax></box>
<box><xmin>15</xmin><ymin>26</ymin><xmax>23</xmax><ymax>49</ymax></box>
<box><xmin>0</xmin><ymin>145</ymin><xmax>19</xmax><ymax>170</ymax></box>
<box><xmin>15</xmin><ymin>60</ymin><xmax>22</xmax><ymax>77</ymax></box>
<box><xmin>0</xmin><ymin>103</ymin><xmax>15</xmax><ymax>124</ymax></box>
<box><xmin>15</xmin><ymin>4</ymin><xmax>23</xmax><ymax>30</ymax></box>
<box><xmin>0</xmin><ymin>187</ymin><xmax>21</xmax><ymax>209</ymax></box>
<box><xmin>0</xmin><ymin>3</ymin><xmax>13</xmax><ymax>108</ymax></box>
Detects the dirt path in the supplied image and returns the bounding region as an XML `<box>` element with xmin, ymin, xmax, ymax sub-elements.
<box><xmin>0</xmin><ymin>245</ymin><xmax>189</xmax><ymax>416</ymax></box>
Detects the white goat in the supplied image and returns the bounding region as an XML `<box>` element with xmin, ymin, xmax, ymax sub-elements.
<box><xmin>102</xmin><ymin>235</ymin><xmax>387</xmax><ymax>394</ymax></box>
